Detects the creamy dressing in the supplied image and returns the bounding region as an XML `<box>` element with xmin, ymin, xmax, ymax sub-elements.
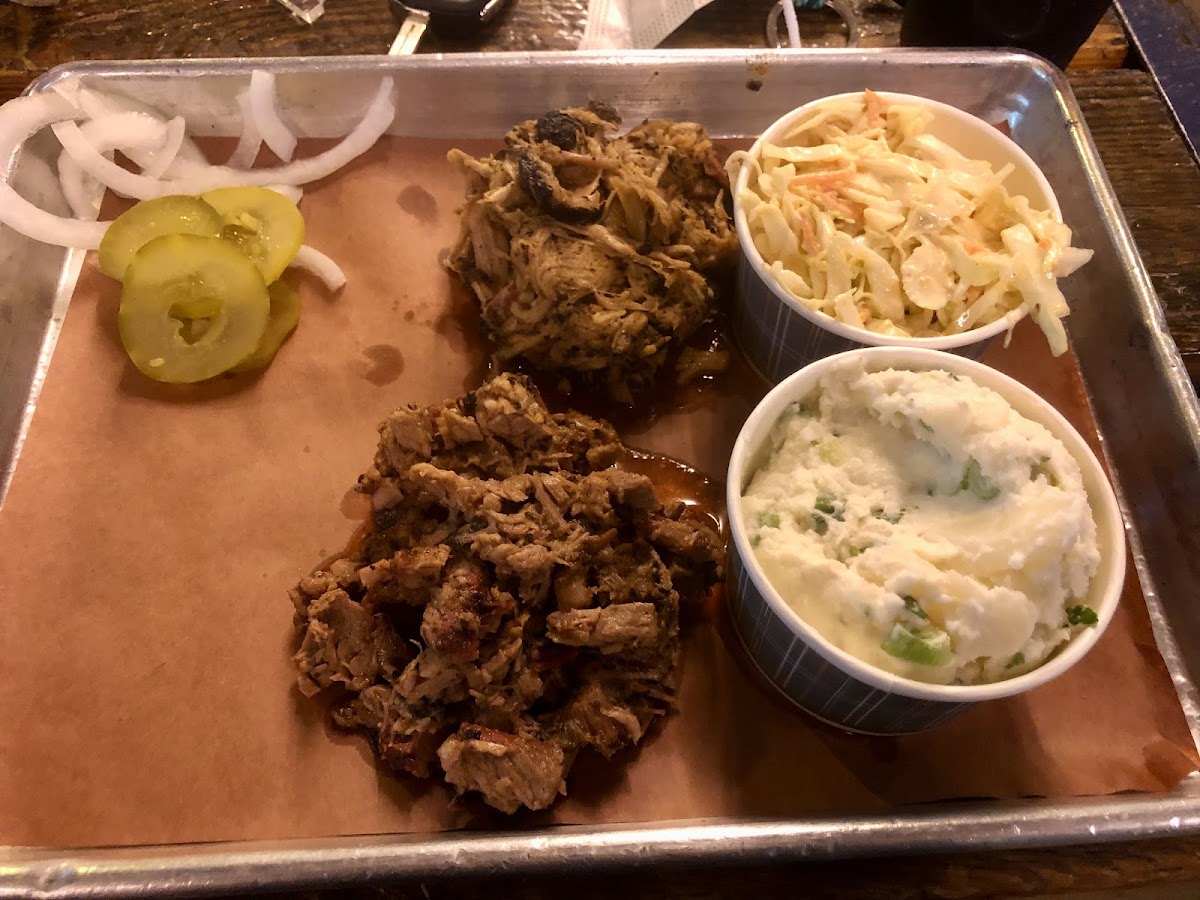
<box><xmin>728</xmin><ymin>91</ymin><xmax>1094</xmax><ymax>354</ymax></box>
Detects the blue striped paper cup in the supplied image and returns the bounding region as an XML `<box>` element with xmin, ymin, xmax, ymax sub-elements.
<box><xmin>725</xmin><ymin>347</ymin><xmax>1126</xmax><ymax>735</ymax></box>
<box><xmin>730</xmin><ymin>91</ymin><xmax>1063</xmax><ymax>385</ymax></box>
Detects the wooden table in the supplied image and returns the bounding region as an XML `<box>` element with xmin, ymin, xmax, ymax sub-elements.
<box><xmin>3</xmin><ymin>0</ymin><xmax>1200</xmax><ymax>896</ymax></box>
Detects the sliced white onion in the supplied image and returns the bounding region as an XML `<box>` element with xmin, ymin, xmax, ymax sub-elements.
<box><xmin>2</xmin><ymin>92</ymin><xmax>77</xmax><ymax>166</ymax></box>
<box><xmin>0</xmin><ymin>182</ymin><xmax>107</xmax><ymax>248</ymax></box>
<box><xmin>52</xmin><ymin>120</ymin><xmax>165</xmax><ymax>202</ymax></box>
<box><xmin>56</xmin><ymin>112</ymin><xmax>165</xmax><ymax>204</ymax></box>
<box><xmin>73</xmin><ymin>111</ymin><xmax>172</xmax><ymax>155</ymax></box>
<box><xmin>266</xmin><ymin>183</ymin><xmax>303</xmax><ymax>204</ymax></box>
<box><xmin>47</xmin><ymin>77</ymin><xmax>395</xmax><ymax>201</ymax></box>
<box><xmin>0</xmin><ymin>93</ymin><xmax>109</xmax><ymax>249</ymax></box>
<box><xmin>291</xmin><ymin>244</ymin><xmax>346</xmax><ymax>292</ymax></box>
<box><xmin>5</xmin><ymin>76</ymin><xmax>389</xmax><ymax>261</ymax></box>
<box><xmin>141</xmin><ymin>116</ymin><xmax>187</xmax><ymax>179</ymax></box>
<box><xmin>70</xmin><ymin>84</ymin><xmax>207</xmax><ymax>170</ymax></box>
<box><xmin>56</xmin><ymin>112</ymin><xmax>187</xmax><ymax>218</ymax></box>
<box><xmin>53</xmin><ymin>114</ymin><xmax>202</xmax><ymax>201</ymax></box>
<box><xmin>249</xmin><ymin>70</ymin><xmax>297</xmax><ymax>163</ymax></box>
<box><xmin>57</xmin><ymin>151</ymin><xmax>97</xmax><ymax>220</ymax></box>
<box><xmin>226</xmin><ymin>88</ymin><xmax>262</xmax><ymax>170</ymax></box>
<box><xmin>46</xmin><ymin>76</ymin><xmax>83</xmax><ymax>108</ymax></box>
<box><xmin>208</xmin><ymin>75</ymin><xmax>394</xmax><ymax>190</ymax></box>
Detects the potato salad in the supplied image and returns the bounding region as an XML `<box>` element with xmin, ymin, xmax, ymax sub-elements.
<box><xmin>741</xmin><ymin>361</ymin><xmax>1102</xmax><ymax>685</ymax></box>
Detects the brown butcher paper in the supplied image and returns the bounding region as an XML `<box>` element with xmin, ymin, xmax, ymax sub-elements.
<box><xmin>0</xmin><ymin>136</ymin><xmax>1195</xmax><ymax>848</ymax></box>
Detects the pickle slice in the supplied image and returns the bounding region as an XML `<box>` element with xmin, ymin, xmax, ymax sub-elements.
<box><xmin>200</xmin><ymin>186</ymin><xmax>305</xmax><ymax>284</ymax></box>
<box><xmin>231</xmin><ymin>279</ymin><xmax>302</xmax><ymax>373</ymax></box>
<box><xmin>118</xmin><ymin>233</ymin><xmax>270</xmax><ymax>383</ymax></box>
<box><xmin>98</xmin><ymin>195</ymin><xmax>225</xmax><ymax>280</ymax></box>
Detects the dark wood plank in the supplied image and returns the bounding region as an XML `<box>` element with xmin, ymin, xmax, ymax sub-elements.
<box><xmin>2</xmin><ymin>0</ymin><xmax>588</xmax><ymax>75</ymax></box>
<box><xmin>1071</xmin><ymin>69</ymin><xmax>1200</xmax><ymax>378</ymax></box>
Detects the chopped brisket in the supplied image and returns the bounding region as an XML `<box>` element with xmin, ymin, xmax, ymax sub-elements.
<box><xmin>292</xmin><ymin>374</ymin><xmax>723</xmax><ymax>812</ymax></box>
<box><xmin>546</xmin><ymin>603</ymin><xmax>660</xmax><ymax>653</ymax></box>
<box><xmin>438</xmin><ymin>725</ymin><xmax>568</xmax><ymax>815</ymax></box>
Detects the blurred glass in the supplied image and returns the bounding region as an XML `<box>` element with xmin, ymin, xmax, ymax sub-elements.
<box><xmin>274</xmin><ymin>0</ymin><xmax>327</xmax><ymax>24</ymax></box>
<box><xmin>897</xmin><ymin>0</ymin><xmax>1111</xmax><ymax>69</ymax></box>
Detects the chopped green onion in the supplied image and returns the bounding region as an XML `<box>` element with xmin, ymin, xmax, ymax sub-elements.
<box><xmin>1006</xmin><ymin>652</ymin><xmax>1026</xmax><ymax>669</ymax></box>
<box><xmin>871</xmin><ymin>506</ymin><xmax>904</xmax><ymax>525</ymax></box>
<box><xmin>881</xmin><ymin>622</ymin><xmax>952</xmax><ymax>666</ymax></box>
<box><xmin>902</xmin><ymin>595</ymin><xmax>929</xmax><ymax>620</ymax></box>
<box><xmin>958</xmin><ymin>457</ymin><xmax>1000</xmax><ymax>502</ymax></box>
<box><xmin>814</xmin><ymin>493</ymin><xmax>844</xmax><ymax>521</ymax></box>
<box><xmin>1066</xmin><ymin>605</ymin><xmax>1099</xmax><ymax>626</ymax></box>
<box><xmin>1030</xmin><ymin>455</ymin><xmax>1060</xmax><ymax>487</ymax></box>
<box><xmin>757</xmin><ymin>511</ymin><xmax>781</xmax><ymax>528</ymax></box>
<box><xmin>818</xmin><ymin>439</ymin><xmax>845</xmax><ymax>465</ymax></box>
<box><xmin>812</xmin><ymin>514</ymin><xmax>829</xmax><ymax>536</ymax></box>
<box><xmin>918</xmin><ymin>419</ymin><xmax>934</xmax><ymax>433</ymax></box>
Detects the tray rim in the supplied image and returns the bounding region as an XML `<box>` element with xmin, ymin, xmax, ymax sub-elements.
<box><xmin>4</xmin><ymin>789</ymin><xmax>1200</xmax><ymax>898</ymax></box>
<box><xmin>4</xmin><ymin>48</ymin><xmax>1200</xmax><ymax>895</ymax></box>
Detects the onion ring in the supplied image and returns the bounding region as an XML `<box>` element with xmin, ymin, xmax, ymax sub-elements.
<box><xmin>226</xmin><ymin>88</ymin><xmax>263</xmax><ymax>170</ymax></box>
<box><xmin>0</xmin><ymin>93</ymin><xmax>108</xmax><ymax>248</ymax></box>
<box><xmin>68</xmin><ymin>83</ymin><xmax>207</xmax><ymax>172</ymax></box>
<box><xmin>4</xmin><ymin>76</ymin><xmax>389</xmax><ymax>261</ymax></box>
<box><xmin>55</xmin><ymin>111</ymin><xmax>178</xmax><ymax>217</ymax></box>
<box><xmin>48</xmin><ymin>77</ymin><xmax>394</xmax><ymax>201</ymax></box>
<box><xmin>52</xmin><ymin>120</ymin><xmax>166</xmax><ymax>202</ymax></box>
<box><xmin>58</xmin><ymin>152</ymin><xmax>97</xmax><ymax>220</ymax></box>
<box><xmin>141</xmin><ymin>116</ymin><xmax>187</xmax><ymax>179</ymax></box>
<box><xmin>249</xmin><ymin>70</ymin><xmax>297</xmax><ymax>163</ymax></box>
<box><xmin>291</xmin><ymin>244</ymin><xmax>346</xmax><ymax>292</ymax></box>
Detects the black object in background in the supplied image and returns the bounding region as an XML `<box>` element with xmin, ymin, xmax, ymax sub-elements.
<box><xmin>897</xmin><ymin>0</ymin><xmax>1111</xmax><ymax>70</ymax></box>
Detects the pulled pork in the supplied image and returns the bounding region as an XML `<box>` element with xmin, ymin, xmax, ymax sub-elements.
<box><xmin>446</xmin><ymin>104</ymin><xmax>737</xmax><ymax>404</ymax></box>
<box><xmin>291</xmin><ymin>374</ymin><xmax>723</xmax><ymax>813</ymax></box>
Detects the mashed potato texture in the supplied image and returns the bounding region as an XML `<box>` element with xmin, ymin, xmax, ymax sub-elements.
<box><xmin>741</xmin><ymin>362</ymin><xmax>1101</xmax><ymax>685</ymax></box>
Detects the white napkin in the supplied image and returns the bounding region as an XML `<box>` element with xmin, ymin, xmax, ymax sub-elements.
<box><xmin>578</xmin><ymin>0</ymin><xmax>719</xmax><ymax>50</ymax></box>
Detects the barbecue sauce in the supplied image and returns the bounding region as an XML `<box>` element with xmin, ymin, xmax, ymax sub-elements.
<box><xmin>618</xmin><ymin>449</ymin><xmax>724</xmax><ymax>537</ymax></box>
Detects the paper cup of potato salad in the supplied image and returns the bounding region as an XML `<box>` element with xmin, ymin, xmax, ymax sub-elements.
<box><xmin>728</xmin><ymin>90</ymin><xmax>1094</xmax><ymax>384</ymax></box>
<box><xmin>726</xmin><ymin>347</ymin><xmax>1125</xmax><ymax>734</ymax></box>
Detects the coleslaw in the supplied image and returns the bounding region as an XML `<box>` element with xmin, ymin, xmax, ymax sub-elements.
<box><xmin>727</xmin><ymin>90</ymin><xmax>1093</xmax><ymax>355</ymax></box>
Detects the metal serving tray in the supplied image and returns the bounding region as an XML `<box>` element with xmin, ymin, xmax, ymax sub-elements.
<box><xmin>3</xmin><ymin>49</ymin><xmax>1200</xmax><ymax>897</ymax></box>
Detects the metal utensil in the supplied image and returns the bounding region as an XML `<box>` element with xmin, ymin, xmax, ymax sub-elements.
<box><xmin>388</xmin><ymin>0</ymin><xmax>510</xmax><ymax>54</ymax></box>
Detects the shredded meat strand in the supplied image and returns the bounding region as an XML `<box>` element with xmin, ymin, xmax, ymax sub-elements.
<box><xmin>446</xmin><ymin>104</ymin><xmax>737</xmax><ymax>404</ymax></box>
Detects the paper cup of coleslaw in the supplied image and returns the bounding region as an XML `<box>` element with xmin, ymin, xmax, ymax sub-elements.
<box><xmin>726</xmin><ymin>346</ymin><xmax>1125</xmax><ymax>734</ymax></box>
<box><xmin>730</xmin><ymin>91</ymin><xmax>1088</xmax><ymax>385</ymax></box>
